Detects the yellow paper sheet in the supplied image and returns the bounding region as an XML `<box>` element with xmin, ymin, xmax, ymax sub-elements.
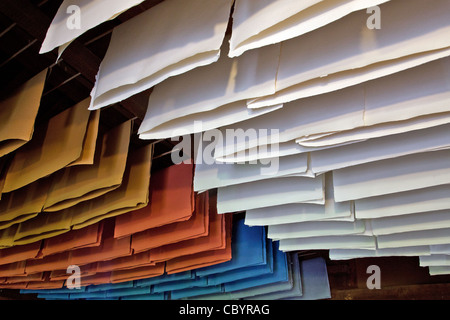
<box><xmin>3</xmin><ymin>99</ymin><xmax>92</xmax><ymax>193</ymax></box>
<box><xmin>0</xmin><ymin>70</ymin><xmax>47</xmax><ymax>157</ymax></box>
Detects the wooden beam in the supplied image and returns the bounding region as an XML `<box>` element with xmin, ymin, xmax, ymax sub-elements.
<box><xmin>331</xmin><ymin>283</ymin><xmax>450</xmax><ymax>300</ymax></box>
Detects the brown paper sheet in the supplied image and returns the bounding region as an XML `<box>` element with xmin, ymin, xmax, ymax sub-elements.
<box><xmin>13</xmin><ymin>210</ymin><xmax>74</xmax><ymax>246</ymax></box>
<box><xmin>0</xmin><ymin>225</ymin><xmax>19</xmax><ymax>248</ymax></box>
<box><xmin>0</xmin><ymin>70</ymin><xmax>47</xmax><ymax>158</ymax></box>
<box><xmin>70</xmin><ymin>142</ymin><xmax>152</xmax><ymax>230</ymax></box>
<box><xmin>65</xmin><ymin>109</ymin><xmax>100</xmax><ymax>167</ymax></box>
<box><xmin>3</xmin><ymin>98</ymin><xmax>92</xmax><ymax>193</ymax></box>
<box><xmin>0</xmin><ymin>178</ymin><xmax>51</xmax><ymax>230</ymax></box>
<box><xmin>2</xmin><ymin>133</ymin><xmax>151</xmax><ymax>247</ymax></box>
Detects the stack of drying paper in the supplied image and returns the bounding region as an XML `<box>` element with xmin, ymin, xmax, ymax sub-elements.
<box><xmin>82</xmin><ymin>0</ymin><xmax>450</xmax><ymax>277</ymax></box>
<box><xmin>206</xmin><ymin>0</ymin><xmax>449</xmax><ymax>277</ymax></box>
<box><xmin>2</xmin><ymin>0</ymin><xmax>449</xmax><ymax>300</ymax></box>
<box><xmin>0</xmin><ymin>162</ymin><xmax>237</xmax><ymax>289</ymax></box>
<box><xmin>19</xmin><ymin>216</ymin><xmax>331</xmax><ymax>301</ymax></box>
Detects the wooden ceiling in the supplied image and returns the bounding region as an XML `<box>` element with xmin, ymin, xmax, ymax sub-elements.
<box><xmin>1</xmin><ymin>0</ymin><xmax>450</xmax><ymax>300</ymax></box>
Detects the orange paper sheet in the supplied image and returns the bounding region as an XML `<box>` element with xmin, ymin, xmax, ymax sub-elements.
<box><xmin>165</xmin><ymin>214</ymin><xmax>233</xmax><ymax>274</ymax></box>
<box><xmin>131</xmin><ymin>191</ymin><xmax>209</xmax><ymax>253</ymax></box>
<box><xmin>149</xmin><ymin>192</ymin><xmax>228</xmax><ymax>263</ymax></box>
<box><xmin>0</xmin><ymin>242</ymin><xmax>41</xmax><ymax>266</ymax></box>
<box><xmin>114</xmin><ymin>163</ymin><xmax>194</xmax><ymax>238</ymax></box>
<box><xmin>40</xmin><ymin>222</ymin><xmax>104</xmax><ymax>258</ymax></box>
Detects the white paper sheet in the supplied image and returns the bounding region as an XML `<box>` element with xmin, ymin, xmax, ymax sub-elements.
<box><xmin>329</xmin><ymin>246</ymin><xmax>431</xmax><ymax>261</ymax></box>
<box><xmin>430</xmin><ymin>244</ymin><xmax>450</xmax><ymax>255</ymax></box>
<box><xmin>194</xmin><ymin>153</ymin><xmax>308</xmax><ymax>192</ymax></box>
<box><xmin>376</xmin><ymin>228</ymin><xmax>450</xmax><ymax>249</ymax></box>
<box><xmin>249</xmin><ymin>48</ymin><xmax>450</xmax><ymax>109</ymax></box>
<box><xmin>40</xmin><ymin>0</ymin><xmax>146</xmax><ymax>54</ymax></box>
<box><xmin>355</xmin><ymin>185</ymin><xmax>450</xmax><ymax>220</ymax></box>
<box><xmin>229</xmin><ymin>0</ymin><xmax>390</xmax><ymax>58</ymax></box>
<box><xmin>139</xmin><ymin>101</ymin><xmax>283</xmax><ymax>141</ymax></box>
<box><xmin>216</xmin><ymin>139</ymin><xmax>364</xmax><ymax>163</ymax></box>
<box><xmin>215</xmin><ymin>140</ymin><xmax>304</xmax><ymax>164</ymax></box>
<box><xmin>299</xmin><ymin>112</ymin><xmax>450</xmax><ymax>148</ymax></box>
<box><xmin>217</xmin><ymin>175</ymin><xmax>325</xmax><ymax>214</ymax></box>
<box><xmin>268</xmin><ymin>220</ymin><xmax>365</xmax><ymax>240</ymax></box>
<box><xmin>279</xmin><ymin>235</ymin><xmax>376</xmax><ymax>251</ymax></box>
<box><xmin>89</xmin><ymin>0</ymin><xmax>234</xmax><ymax>110</ymax></box>
<box><xmin>370</xmin><ymin>210</ymin><xmax>450</xmax><ymax>236</ymax></box>
<box><xmin>217</xmin><ymin>57</ymin><xmax>450</xmax><ymax>158</ymax></box>
<box><xmin>244</xmin><ymin>173</ymin><xmax>352</xmax><ymax>226</ymax></box>
<box><xmin>310</xmin><ymin>123</ymin><xmax>450</xmax><ymax>174</ymax></box>
<box><xmin>137</xmin><ymin>40</ymin><xmax>281</xmax><ymax>138</ymax></box>
<box><xmin>214</xmin><ymin>85</ymin><xmax>366</xmax><ymax>159</ymax></box>
<box><xmin>428</xmin><ymin>266</ymin><xmax>450</xmax><ymax>276</ymax></box>
<box><xmin>248</xmin><ymin>0</ymin><xmax>450</xmax><ymax>108</ymax></box>
<box><xmin>332</xmin><ymin>149</ymin><xmax>450</xmax><ymax>202</ymax></box>
<box><xmin>419</xmin><ymin>255</ymin><xmax>450</xmax><ymax>267</ymax></box>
